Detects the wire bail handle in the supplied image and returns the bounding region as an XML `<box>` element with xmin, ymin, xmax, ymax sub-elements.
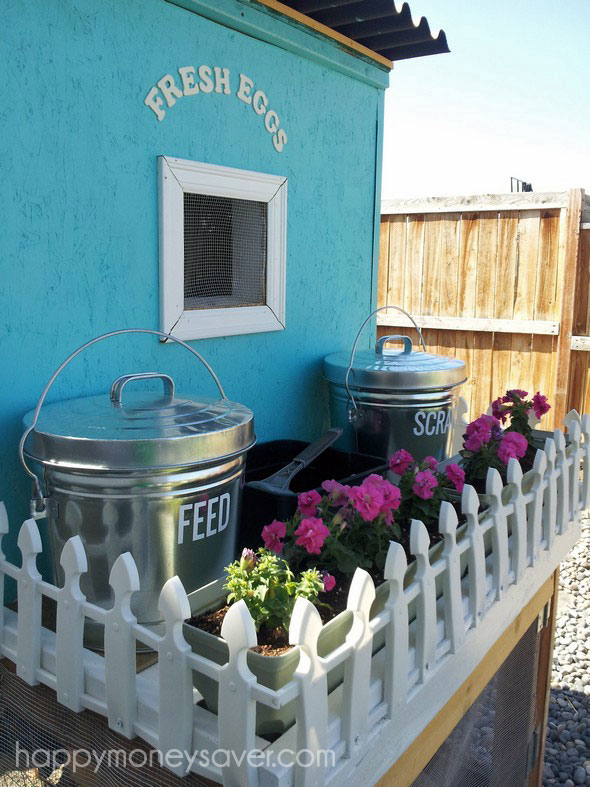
<box><xmin>19</xmin><ymin>328</ymin><xmax>228</xmax><ymax>517</ymax></box>
<box><xmin>344</xmin><ymin>305</ymin><xmax>426</xmax><ymax>419</ymax></box>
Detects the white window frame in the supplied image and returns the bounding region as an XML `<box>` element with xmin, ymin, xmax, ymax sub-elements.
<box><xmin>158</xmin><ymin>155</ymin><xmax>287</xmax><ymax>340</ymax></box>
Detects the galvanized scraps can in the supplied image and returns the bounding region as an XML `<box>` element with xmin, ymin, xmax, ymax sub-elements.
<box><xmin>20</xmin><ymin>329</ymin><xmax>255</xmax><ymax>646</ymax></box>
<box><xmin>323</xmin><ymin>308</ymin><xmax>466</xmax><ymax>463</ymax></box>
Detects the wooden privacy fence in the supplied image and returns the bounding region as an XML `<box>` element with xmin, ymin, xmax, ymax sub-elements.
<box><xmin>378</xmin><ymin>189</ymin><xmax>590</xmax><ymax>429</ymax></box>
<box><xmin>0</xmin><ymin>413</ymin><xmax>587</xmax><ymax>785</ymax></box>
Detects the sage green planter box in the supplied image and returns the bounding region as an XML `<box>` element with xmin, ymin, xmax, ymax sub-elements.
<box><xmin>184</xmin><ymin>580</ymin><xmax>390</xmax><ymax>737</ymax></box>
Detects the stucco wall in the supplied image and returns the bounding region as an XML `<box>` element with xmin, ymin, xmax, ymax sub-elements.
<box><xmin>0</xmin><ymin>0</ymin><xmax>387</xmax><ymax>563</ymax></box>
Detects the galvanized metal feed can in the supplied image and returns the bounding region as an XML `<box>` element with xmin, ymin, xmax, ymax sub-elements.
<box><xmin>324</xmin><ymin>334</ymin><xmax>466</xmax><ymax>463</ymax></box>
<box><xmin>21</xmin><ymin>330</ymin><xmax>255</xmax><ymax>644</ymax></box>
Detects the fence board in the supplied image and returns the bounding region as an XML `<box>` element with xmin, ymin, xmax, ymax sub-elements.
<box><xmin>422</xmin><ymin>216</ymin><xmax>443</xmax><ymax>317</ymax></box>
<box><xmin>386</xmin><ymin>216</ymin><xmax>406</xmax><ymax>310</ymax></box>
<box><xmin>439</xmin><ymin>213</ymin><xmax>460</xmax><ymax>318</ymax></box>
<box><xmin>457</xmin><ymin>212</ymin><xmax>479</xmax><ymax>318</ymax></box>
<box><xmin>405</xmin><ymin>215</ymin><xmax>424</xmax><ymax>315</ymax></box>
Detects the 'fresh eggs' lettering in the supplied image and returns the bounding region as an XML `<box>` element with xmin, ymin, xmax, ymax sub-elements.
<box><xmin>177</xmin><ymin>493</ymin><xmax>231</xmax><ymax>545</ymax></box>
<box><xmin>144</xmin><ymin>66</ymin><xmax>287</xmax><ymax>153</ymax></box>
<box><xmin>413</xmin><ymin>410</ymin><xmax>451</xmax><ymax>437</ymax></box>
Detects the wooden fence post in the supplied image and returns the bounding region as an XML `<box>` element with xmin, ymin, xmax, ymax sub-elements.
<box><xmin>554</xmin><ymin>188</ymin><xmax>583</xmax><ymax>425</ymax></box>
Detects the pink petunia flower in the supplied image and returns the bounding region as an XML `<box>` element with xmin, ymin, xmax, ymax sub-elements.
<box><xmin>491</xmin><ymin>397</ymin><xmax>508</xmax><ymax>423</ymax></box>
<box><xmin>464</xmin><ymin>426</ymin><xmax>490</xmax><ymax>452</ymax></box>
<box><xmin>294</xmin><ymin>517</ymin><xmax>330</xmax><ymax>555</ymax></box>
<box><xmin>322</xmin><ymin>572</ymin><xmax>336</xmax><ymax>592</ymax></box>
<box><xmin>423</xmin><ymin>456</ymin><xmax>438</xmax><ymax>470</ymax></box>
<box><xmin>532</xmin><ymin>392</ymin><xmax>551</xmax><ymax>419</ymax></box>
<box><xmin>503</xmin><ymin>388</ymin><xmax>529</xmax><ymax>402</ymax></box>
<box><xmin>389</xmin><ymin>449</ymin><xmax>414</xmax><ymax>476</ymax></box>
<box><xmin>349</xmin><ymin>481</ymin><xmax>385</xmax><ymax>521</ymax></box>
<box><xmin>379</xmin><ymin>479</ymin><xmax>402</xmax><ymax>513</ymax></box>
<box><xmin>497</xmin><ymin>432</ymin><xmax>528</xmax><ymax>464</ymax></box>
<box><xmin>297</xmin><ymin>489</ymin><xmax>322</xmax><ymax>516</ymax></box>
<box><xmin>321</xmin><ymin>479</ymin><xmax>351</xmax><ymax>506</ymax></box>
<box><xmin>464</xmin><ymin>414</ymin><xmax>501</xmax><ymax>452</ymax></box>
<box><xmin>261</xmin><ymin>520</ymin><xmax>286</xmax><ymax>553</ymax></box>
<box><xmin>412</xmin><ymin>470</ymin><xmax>438</xmax><ymax>500</ymax></box>
<box><xmin>445</xmin><ymin>463</ymin><xmax>465</xmax><ymax>493</ymax></box>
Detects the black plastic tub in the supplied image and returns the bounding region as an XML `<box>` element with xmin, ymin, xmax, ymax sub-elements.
<box><xmin>239</xmin><ymin>440</ymin><xmax>387</xmax><ymax>550</ymax></box>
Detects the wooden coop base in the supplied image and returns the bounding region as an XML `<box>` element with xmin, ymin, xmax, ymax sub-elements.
<box><xmin>379</xmin><ymin>569</ymin><xmax>560</xmax><ymax>786</ymax></box>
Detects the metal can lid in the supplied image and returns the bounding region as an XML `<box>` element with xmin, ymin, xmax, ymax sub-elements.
<box><xmin>323</xmin><ymin>339</ymin><xmax>466</xmax><ymax>392</ymax></box>
<box><xmin>23</xmin><ymin>390</ymin><xmax>255</xmax><ymax>471</ymax></box>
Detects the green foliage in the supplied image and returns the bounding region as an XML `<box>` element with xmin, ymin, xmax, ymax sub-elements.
<box><xmin>224</xmin><ymin>549</ymin><xmax>324</xmax><ymax>631</ymax></box>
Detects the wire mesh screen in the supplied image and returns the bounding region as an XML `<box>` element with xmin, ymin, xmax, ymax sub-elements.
<box><xmin>412</xmin><ymin>620</ymin><xmax>541</xmax><ymax>787</ymax></box>
<box><xmin>183</xmin><ymin>192</ymin><xmax>267</xmax><ymax>311</ymax></box>
<box><xmin>0</xmin><ymin>663</ymin><xmax>210</xmax><ymax>787</ymax></box>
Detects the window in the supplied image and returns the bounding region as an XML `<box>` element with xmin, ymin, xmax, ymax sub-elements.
<box><xmin>158</xmin><ymin>156</ymin><xmax>287</xmax><ymax>340</ymax></box>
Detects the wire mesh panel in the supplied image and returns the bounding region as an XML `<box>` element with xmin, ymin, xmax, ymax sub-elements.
<box><xmin>412</xmin><ymin>620</ymin><xmax>541</xmax><ymax>787</ymax></box>
<box><xmin>183</xmin><ymin>193</ymin><xmax>267</xmax><ymax>311</ymax></box>
<box><xmin>0</xmin><ymin>663</ymin><xmax>212</xmax><ymax>787</ymax></box>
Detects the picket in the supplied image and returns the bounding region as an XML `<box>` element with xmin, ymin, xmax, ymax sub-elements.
<box><xmin>411</xmin><ymin>520</ymin><xmax>437</xmax><ymax>681</ymax></box>
<box><xmin>582</xmin><ymin>414</ymin><xmax>590</xmax><ymax>508</ymax></box>
<box><xmin>217</xmin><ymin>600</ymin><xmax>258</xmax><ymax>787</ymax></box>
<box><xmin>543</xmin><ymin>438</ymin><xmax>558</xmax><ymax>551</ymax></box>
<box><xmin>16</xmin><ymin>518</ymin><xmax>43</xmax><ymax>686</ymax></box>
<box><xmin>157</xmin><ymin>576</ymin><xmax>195</xmax><ymax>777</ymax></box>
<box><xmin>462</xmin><ymin>485</ymin><xmax>486</xmax><ymax>627</ymax></box>
<box><xmin>341</xmin><ymin>569</ymin><xmax>376</xmax><ymax>755</ymax></box>
<box><xmin>506</xmin><ymin>460</ymin><xmax>527</xmax><ymax>583</ymax></box>
<box><xmin>439</xmin><ymin>502</ymin><xmax>465</xmax><ymax>652</ymax></box>
<box><xmin>555</xmin><ymin>430</ymin><xmax>569</xmax><ymax>533</ymax></box>
<box><xmin>290</xmin><ymin>598</ymin><xmax>329</xmax><ymax>787</ymax></box>
<box><xmin>527</xmin><ymin>450</ymin><xmax>547</xmax><ymax>565</ymax></box>
<box><xmin>104</xmin><ymin>553</ymin><xmax>140</xmax><ymax>738</ymax></box>
<box><xmin>0</xmin><ymin>502</ymin><xmax>7</xmax><ymax>644</ymax></box>
<box><xmin>383</xmin><ymin>542</ymin><xmax>409</xmax><ymax>716</ymax></box>
<box><xmin>55</xmin><ymin>536</ymin><xmax>87</xmax><ymax>711</ymax></box>
<box><xmin>0</xmin><ymin>416</ymin><xmax>586</xmax><ymax>787</ymax></box>
<box><xmin>485</xmin><ymin>470</ymin><xmax>510</xmax><ymax>599</ymax></box>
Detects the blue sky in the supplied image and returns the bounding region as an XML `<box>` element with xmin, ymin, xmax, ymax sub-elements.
<box><xmin>381</xmin><ymin>0</ymin><xmax>590</xmax><ymax>198</ymax></box>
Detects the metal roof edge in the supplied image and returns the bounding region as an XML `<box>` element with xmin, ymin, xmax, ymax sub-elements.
<box><xmin>165</xmin><ymin>0</ymin><xmax>391</xmax><ymax>89</ymax></box>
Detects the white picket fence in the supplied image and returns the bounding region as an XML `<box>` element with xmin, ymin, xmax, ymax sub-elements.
<box><xmin>0</xmin><ymin>412</ymin><xmax>589</xmax><ymax>787</ymax></box>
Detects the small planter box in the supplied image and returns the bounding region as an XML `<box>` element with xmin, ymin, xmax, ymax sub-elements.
<box><xmin>183</xmin><ymin>579</ymin><xmax>390</xmax><ymax>736</ymax></box>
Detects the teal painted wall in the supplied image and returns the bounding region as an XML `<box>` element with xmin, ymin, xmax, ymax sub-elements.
<box><xmin>0</xmin><ymin>0</ymin><xmax>387</xmax><ymax>565</ymax></box>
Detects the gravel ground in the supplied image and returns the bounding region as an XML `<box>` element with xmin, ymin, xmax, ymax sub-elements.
<box><xmin>543</xmin><ymin>516</ymin><xmax>590</xmax><ymax>785</ymax></box>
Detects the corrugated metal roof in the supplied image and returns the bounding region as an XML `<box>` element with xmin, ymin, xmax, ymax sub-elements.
<box><xmin>279</xmin><ymin>0</ymin><xmax>449</xmax><ymax>63</ymax></box>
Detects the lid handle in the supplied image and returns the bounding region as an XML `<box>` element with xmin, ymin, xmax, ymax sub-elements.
<box><xmin>19</xmin><ymin>328</ymin><xmax>228</xmax><ymax>517</ymax></box>
<box><xmin>345</xmin><ymin>305</ymin><xmax>427</xmax><ymax>416</ymax></box>
<box><xmin>376</xmin><ymin>334</ymin><xmax>413</xmax><ymax>355</ymax></box>
<box><xmin>110</xmin><ymin>373</ymin><xmax>175</xmax><ymax>404</ymax></box>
